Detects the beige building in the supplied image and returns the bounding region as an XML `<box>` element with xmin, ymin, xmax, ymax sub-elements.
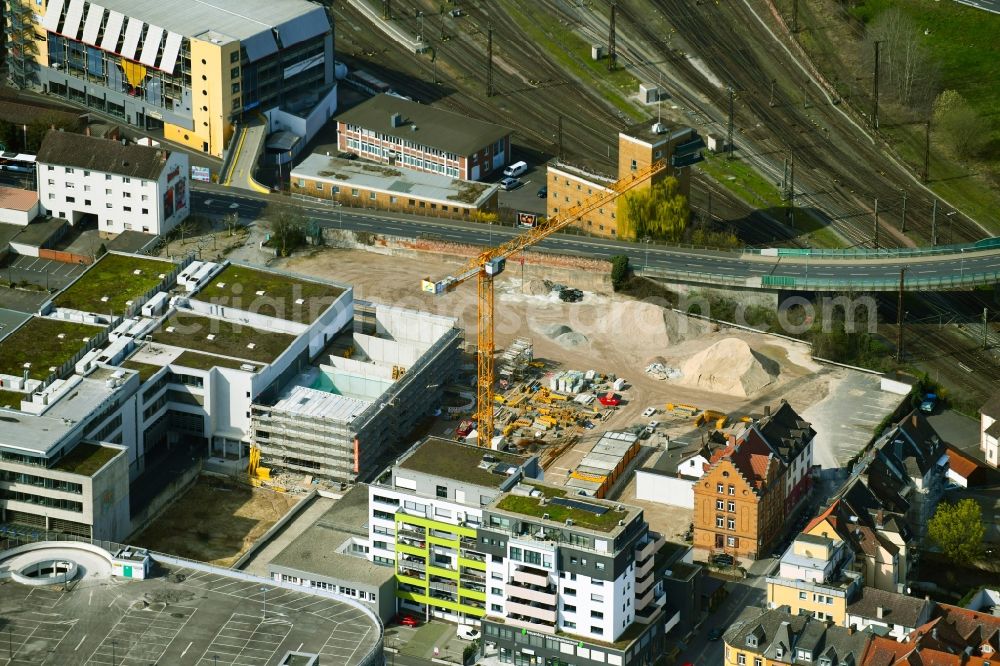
<box><xmin>6</xmin><ymin>0</ymin><xmax>334</xmax><ymax>157</ymax></box>
<box><xmin>765</xmin><ymin>533</ymin><xmax>862</xmax><ymax>624</ymax></box>
<box><xmin>291</xmin><ymin>153</ymin><xmax>499</xmax><ymax>220</ymax></box>
<box><xmin>546</xmin><ymin>119</ymin><xmax>703</xmax><ymax>239</ymax></box>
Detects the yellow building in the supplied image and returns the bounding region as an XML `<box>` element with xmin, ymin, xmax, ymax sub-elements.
<box><xmin>546</xmin><ymin>119</ymin><xmax>703</xmax><ymax>239</ymax></box>
<box><xmin>6</xmin><ymin>0</ymin><xmax>334</xmax><ymax>158</ymax></box>
<box><xmin>724</xmin><ymin>606</ymin><xmax>872</xmax><ymax>666</ymax></box>
<box><xmin>765</xmin><ymin>534</ymin><xmax>861</xmax><ymax>625</ymax></box>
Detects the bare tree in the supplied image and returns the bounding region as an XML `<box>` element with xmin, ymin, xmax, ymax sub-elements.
<box><xmin>866</xmin><ymin>8</ymin><xmax>939</xmax><ymax>112</ymax></box>
<box><xmin>264</xmin><ymin>203</ymin><xmax>308</xmax><ymax>257</ymax></box>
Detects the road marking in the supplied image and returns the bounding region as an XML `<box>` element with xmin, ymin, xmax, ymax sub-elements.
<box><xmin>75</xmin><ymin>635</ymin><xmax>87</xmax><ymax>651</ymax></box>
<box><xmin>958</xmin><ymin>362</ymin><xmax>973</xmax><ymax>373</ymax></box>
<box><xmin>181</xmin><ymin>641</ymin><xmax>193</xmax><ymax>657</ymax></box>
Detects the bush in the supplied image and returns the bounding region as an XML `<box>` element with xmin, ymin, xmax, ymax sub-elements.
<box><xmin>610</xmin><ymin>255</ymin><xmax>630</xmax><ymax>291</ymax></box>
<box><xmin>463</xmin><ymin>639</ymin><xmax>481</xmax><ymax>665</ymax></box>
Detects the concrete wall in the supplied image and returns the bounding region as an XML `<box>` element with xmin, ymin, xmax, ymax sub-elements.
<box><xmin>635</xmin><ymin>470</ymin><xmax>694</xmax><ymax>509</ymax></box>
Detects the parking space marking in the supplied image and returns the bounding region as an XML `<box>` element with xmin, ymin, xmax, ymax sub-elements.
<box><xmin>196</xmin><ymin>614</ymin><xmax>291</xmax><ymax>666</ymax></box>
<box><xmin>85</xmin><ymin>603</ymin><xmax>195</xmax><ymax>665</ymax></box>
<box><xmin>0</xmin><ymin>616</ymin><xmax>76</xmax><ymax>663</ymax></box>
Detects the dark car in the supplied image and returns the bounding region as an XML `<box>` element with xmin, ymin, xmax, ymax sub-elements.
<box><xmin>711</xmin><ymin>553</ymin><xmax>735</xmax><ymax>567</ymax></box>
<box><xmin>707</xmin><ymin>626</ymin><xmax>724</xmax><ymax>641</ymax></box>
<box><xmin>537</xmin><ymin>185</ymin><xmax>548</xmax><ymax>198</ymax></box>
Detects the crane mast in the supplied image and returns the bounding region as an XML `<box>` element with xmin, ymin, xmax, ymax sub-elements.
<box><xmin>422</xmin><ymin>160</ymin><xmax>667</xmax><ymax>447</ymax></box>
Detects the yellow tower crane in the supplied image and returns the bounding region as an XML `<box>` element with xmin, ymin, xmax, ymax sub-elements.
<box><xmin>422</xmin><ymin>160</ymin><xmax>668</xmax><ymax>448</ymax></box>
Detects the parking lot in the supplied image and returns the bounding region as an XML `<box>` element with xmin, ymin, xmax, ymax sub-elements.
<box><xmin>496</xmin><ymin>161</ymin><xmax>547</xmax><ymax>216</ymax></box>
<box><xmin>4</xmin><ymin>254</ymin><xmax>88</xmax><ymax>291</ymax></box>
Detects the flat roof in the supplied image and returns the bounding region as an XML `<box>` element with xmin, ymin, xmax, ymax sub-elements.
<box><xmin>0</xmin><ymin>544</ymin><xmax>382</xmax><ymax>666</ymax></box>
<box><xmin>492</xmin><ymin>482</ymin><xmax>642</xmax><ymax>534</ymax></box>
<box><xmin>337</xmin><ymin>94</ymin><xmax>512</xmax><ymax>157</ymax></box>
<box><xmin>51</xmin><ymin>442</ymin><xmax>123</xmax><ymax>476</ymax></box>
<box><xmin>293</xmin><ymin>154</ymin><xmax>498</xmax><ymax>209</ymax></box>
<box><xmin>149</xmin><ymin>312</ymin><xmax>296</xmax><ymax>365</ymax></box>
<box><xmin>10</xmin><ymin>217</ymin><xmax>66</xmax><ymax>247</ymax></box>
<box><xmin>0</xmin><ymin>308</ymin><xmax>31</xmax><ymax>343</ymax></box>
<box><xmin>0</xmin><ymin>317</ymin><xmax>103</xmax><ymax>380</ymax></box>
<box><xmin>0</xmin><ymin>185</ymin><xmax>38</xmax><ymax>212</ymax></box>
<box><xmin>396</xmin><ymin>437</ymin><xmax>529</xmax><ymax>488</ymax></box>
<box><xmin>273</xmin><ymin>384</ymin><xmax>371</xmax><ymax>423</ymax></box>
<box><xmin>73</xmin><ymin>0</ymin><xmax>328</xmax><ymax>44</ymax></box>
<box><xmin>192</xmin><ymin>263</ymin><xmax>346</xmax><ymax>325</ymax></box>
<box><xmin>52</xmin><ymin>253</ymin><xmax>175</xmax><ymax>315</ymax></box>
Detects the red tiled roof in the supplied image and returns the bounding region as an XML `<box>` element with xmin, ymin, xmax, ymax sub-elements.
<box><xmin>805</xmin><ymin>500</ymin><xmax>839</xmax><ymax>533</ymax></box>
<box><xmin>944</xmin><ymin>445</ymin><xmax>981</xmax><ymax>479</ymax></box>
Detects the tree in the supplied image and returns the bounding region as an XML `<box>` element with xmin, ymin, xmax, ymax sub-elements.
<box><xmin>866</xmin><ymin>8</ymin><xmax>939</xmax><ymax>111</ymax></box>
<box><xmin>266</xmin><ymin>203</ymin><xmax>308</xmax><ymax>257</ymax></box>
<box><xmin>616</xmin><ymin>177</ymin><xmax>689</xmax><ymax>241</ymax></box>
<box><xmin>609</xmin><ymin>254</ymin><xmax>629</xmax><ymax>291</ymax></box>
<box><xmin>932</xmin><ymin>90</ymin><xmax>989</xmax><ymax>157</ymax></box>
<box><xmin>928</xmin><ymin>499</ymin><xmax>984</xmax><ymax>563</ymax></box>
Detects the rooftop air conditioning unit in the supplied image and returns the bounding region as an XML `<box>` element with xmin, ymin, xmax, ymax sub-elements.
<box><xmin>543</xmin><ymin>513</ymin><xmax>550</xmax><ymax>520</ymax></box>
<box><xmin>565</xmin><ymin>519</ymin><xmax>574</xmax><ymax>526</ymax></box>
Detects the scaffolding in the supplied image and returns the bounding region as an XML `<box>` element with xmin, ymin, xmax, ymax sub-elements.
<box><xmin>498</xmin><ymin>338</ymin><xmax>533</xmax><ymax>384</ymax></box>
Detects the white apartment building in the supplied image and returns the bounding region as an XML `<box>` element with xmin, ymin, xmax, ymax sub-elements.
<box><xmin>36</xmin><ymin>130</ymin><xmax>189</xmax><ymax>236</ymax></box>
<box><xmin>980</xmin><ymin>396</ymin><xmax>1000</xmax><ymax>468</ymax></box>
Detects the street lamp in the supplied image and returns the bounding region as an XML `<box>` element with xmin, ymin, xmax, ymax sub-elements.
<box><xmin>945</xmin><ymin>211</ymin><xmax>957</xmax><ymax>245</ymax></box>
<box><xmin>643</xmin><ymin>236</ymin><xmax>652</xmax><ymax>272</ymax></box>
<box><xmin>960</xmin><ymin>247</ymin><xmax>966</xmax><ymax>281</ymax></box>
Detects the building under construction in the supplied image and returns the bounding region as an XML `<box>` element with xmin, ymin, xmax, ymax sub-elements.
<box><xmin>250</xmin><ymin>302</ymin><xmax>462</xmax><ymax>484</ymax></box>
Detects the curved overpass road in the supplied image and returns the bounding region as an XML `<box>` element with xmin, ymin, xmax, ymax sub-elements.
<box><xmin>191</xmin><ymin>187</ymin><xmax>1000</xmax><ymax>292</ymax></box>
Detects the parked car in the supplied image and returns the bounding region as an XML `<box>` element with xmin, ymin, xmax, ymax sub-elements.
<box><xmin>537</xmin><ymin>185</ymin><xmax>548</xmax><ymax>198</ymax></box>
<box><xmin>711</xmin><ymin>553</ymin><xmax>735</xmax><ymax>567</ymax></box>
<box><xmin>642</xmin><ymin>407</ymin><xmax>657</xmax><ymax>418</ymax></box>
<box><xmin>648</xmin><ymin>420</ymin><xmax>660</xmax><ymax>430</ymax></box>
<box><xmin>919</xmin><ymin>393</ymin><xmax>938</xmax><ymax>413</ymax></box>
<box><xmin>500</xmin><ymin>177</ymin><xmax>520</xmax><ymax>191</ymax></box>
<box><xmin>457</xmin><ymin>626</ymin><xmax>481</xmax><ymax>641</ymax></box>
<box><xmin>397</xmin><ymin>614</ymin><xmax>420</xmax><ymax>627</ymax></box>
<box><xmin>707</xmin><ymin>626</ymin><xmax>724</xmax><ymax>641</ymax></box>
<box><xmin>503</xmin><ymin>160</ymin><xmax>528</xmax><ymax>178</ymax></box>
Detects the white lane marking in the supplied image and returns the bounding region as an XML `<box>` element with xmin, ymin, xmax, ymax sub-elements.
<box><xmin>75</xmin><ymin>635</ymin><xmax>87</xmax><ymax>651</ymax></box>
<box><xmin>181</xmin><ymin>640</ymin><xmax>193</xmax><ymax>658</ymax></box>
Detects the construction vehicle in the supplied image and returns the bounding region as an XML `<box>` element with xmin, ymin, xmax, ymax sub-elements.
<box><xmin>421</xmin><ymin>161</ymin><xmax>667</xmax><ymax>447</ymax></box>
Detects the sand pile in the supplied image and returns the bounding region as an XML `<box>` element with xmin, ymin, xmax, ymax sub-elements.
<box><xmin>676</xmin><ymin>338</ymin><xmax>779</xmax><ymax>397</ymax></box>
<box><xmin>613</xmin><ymin>301</ymin><xmax>713</xmax><ymax>349</ymax></box>
<box><xmin>545</xmin><ymin>324</ymin><xmax>589</xmax><ymax>349</ymax></box>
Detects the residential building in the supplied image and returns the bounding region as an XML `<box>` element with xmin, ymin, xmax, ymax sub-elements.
<box><xmin>290</xmin><ymin>153</ymin><xmax>499</xmax><ymax>219</ymax></box>
<box><xmin>766</xmin><ymin>533</ymin><xmax>862</xmax><ymax>624</ymax></box>
<box><xmin>724</xmin><ymin>605</ymin><xmax>873</xmax><ymax>666</ymax></box>
<box><xmin>943</xmin><ymin>445</ymin><xmax>988</xmax><ymax>488</ymax></box>
<box><xmin>36</xmin><ymin>130</ymin><xmax>189</xmax><ymax>235</ymax></box>
<box><xmin>979</xmin><ymin>395</ymin><xmax>1000</xmax><ymax>468</ymax></box>
<box><xmin>845</xmin><ymin>587</ymin><xmax>934</xmax><ymax>640</ymax></box>
<box><xmin>546</xmin><ymin>119</ymin><xmax>704</xmax><ymax>239</ymax></box>
<box><xmin>478</xmin><ymin>482</ymin><xmax>670</xmax><ymax>666</ymax></box>
<box><xmin>0</xmin><ymin>186</ymin><xmax>40</xmax><ymax>225</ymax></box>
<box><xmin>268</xmin><ymin>486</ymin><xmax>395</xmax><ymax>622</ymax></box>
<box><xmin>336</xmin><ymin>94</ymin><xmax>512</xmax><ymax>181</ymax></box>
<box><xmin>366</xmin><ymin>437</ymin><xmax>542</xmax><ymax>626</ymax></box>
<box><xmin>861</xmin><ymin>603</ymin><xmax>1000</xmax><ymax>666</ymax></box>
<box><xmin>8</xmin><ymin>0</ymin><xmax>335</xmax><ymax>157</ymax></box>
<box><xmin>635</xmin><ymin>435</ymin><xmax>722</xmax><ymax>509</ymax></box>
<box><xmin>756</xmin><ymin>400</ymin><xmax>815</xmax><ymax>515</ymax></box>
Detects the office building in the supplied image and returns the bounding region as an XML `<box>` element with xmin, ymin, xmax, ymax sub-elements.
<box><xmin>7</xmin><ymin>0</ymin><xmax>335</xmax><ymax>157</ymax></box>
<box><xmin>36</xmin><ymin>130</ymin><xmax>189</xmax><ymax>235</ymax></box>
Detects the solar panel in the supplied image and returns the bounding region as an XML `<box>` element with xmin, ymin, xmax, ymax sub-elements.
<box><xmin>550</xmin><ymin>497</ymin><xmax>608</xmax><ymax>515</ymax></box>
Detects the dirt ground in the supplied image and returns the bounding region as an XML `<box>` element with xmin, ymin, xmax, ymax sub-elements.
<box><xmin>132</xmin><ymin>475</ymin><xmax>301</xmax><ymax>567</ymax></box>
<box><xmin>279</xmin><ymin>246</ymin><xmax>833</xmax><ymax>424</ymax></box>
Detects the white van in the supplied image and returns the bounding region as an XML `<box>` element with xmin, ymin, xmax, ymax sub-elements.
<box><xmin>457</xmin><ymin>625</ymin><xmax>481</xmax><ymax>641</ymax></box>
<box><xmin>503</xmin><ymin>161</ymin><xmax>528</xmax><ymax>178</ymax></box>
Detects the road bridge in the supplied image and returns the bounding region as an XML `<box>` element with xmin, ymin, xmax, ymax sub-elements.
<box><xmin>190</xmin><ymin>186</ymin><xmax>1000</xmax><ymax>293</ymax></box>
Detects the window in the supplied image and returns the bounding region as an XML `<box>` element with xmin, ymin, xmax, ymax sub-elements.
<box><xmin>105</xmin><ymin>189</ymin><xmax>112</xmax><ymax>195</ymax></box>
<box><xmin>737</xmin><ymin>655</ymin><xmax>746</xmax><ymax>666</ymax></box>
<box><xmin>491</xmin><ymin>587</ymin><xmax>502</xmax><ymax>595</ymax></box>
<box><xmin>727</xmin><ymin>536</ymin><xmax>736</xmax><ymax>547</ymax></box>
<box><xmin>230</xmin><ymin>51</ymin><xmax>239</xmax><ymax>63</ymax></box>
<box><xmin>351</xmin><ymin>188</ymin><xmax>359</xmax><ymax>197</ymax></box>
<box><xmin>66</xmin><ymin>168</ymin><xmax>74</xmax><ymax>174</ymax></box>
<box><xmin>727</xmin><ymin>518</ymin><xmax>735</xmax><ymax>530</ymax></box>
<box><xmin>369</xmin><ymin>192</ymin><xmax>376</xmax><ymax>200</ymax></box>
<box><xmin>717</xmin><ymin>483</ymin><xmax>725</xmax><ymax>493</ymax></box>
<box><xmin>123</xmin><ymin>177</ymin><xmax>130</xmax><ymax>183</ymax></box>
<box><xmin>716</xmin><ymin>499</ymin><xmax>725</xmax><ymax>510</ymax></box>
<box><xmin>436</xmin><ymin>485</ymin><xmax>447</xmax><ymax>498</ymax></box>
<box><xmin>728</xmin><ymin>501</ymin><xmax>736</xmax><ymax>512</ymax></box>
<box><xmin>65</xmin><ymin>182</ymin><xmax>74</xmax><ymax>189</ymax></box>
<box><xmin>591</xmin><ymin>610</ymin><xmax>603</xmax><ymax>619</ymax></box>
<box><xmin>596</xmin><ymin>562</ymin><xmax>605</xmax><ymax>571</ymax></box>
<box><xmin>564</xmin><ymin>587</ymin><xmax>576</xmax><ymax>596</ymax></box>
<box><xmin>141</xmin><ymin>208</ymin><xmax>148</xmax><ymax>214</ymax></box>
<box><xmin>590</xmin><ymin>594</ymin><xmax>604</xmax><ymax>603</ymax></box>
<box><xmin>47</xmin><ymin>179</ymin><xmax>54</xmax><ymax>185</ymax></box>
<box><xmin>66</xmin><ymin>196</ymin><xmax>75</xmax><ymax>203</ymax></box>
<box><xmin>84</xmin><ymin>200</ymin><xmax>91</xmax><ymax>206</ymax></box>
<box><xmin>123</xmin><ymin>206</ymin><xmax>131</xmax><ymax>212</ymax></box>
<box><xmin>630</xmin><ymin>159</ymin><xmax>637</xmax><ymax>171</ymax></box>
<box><xmin>564</xmin><ymin>621</ymin><xmax>576</xmax><ymax>630</ymax></box>
<box><xmin>728</xmin><ymin>485</ymin><xmax>736</xmax><ymax>495</ymax></box>
<box><xmin>434</xmin><ymin>507</ymin><xmax>451</xmax><ymax>519</ymax></box>
<box><xmin>491</xmin><ymin>604</ymin><xmax>502</xmax><ymax>612</ymax></box>
<box><xmin>563</xmin><ymin>603</ymin><xmax>576</xmax><ymax>613</ymax></box>
<box><xmin>105</xmin><ymin>174</ymin><xmax>111</xmax><ymax>180</ymax></box>
<box><xmin>106</xmin><ymin>203</ymin><xmax>112</xmax><ymax>208</ymax></box>
<box><xmin>755</xmin><ymin>659</ymin><xmax>763</xmax><ymax>666</ymax></box>
<box><xmin>231</xmin><ymin>66</ymin><xmax>240</xmax><ymax>78</ymax></box>
<box><xmin>716</xmin><ymin>516</ymin><xmax>725</xmax><ymax>528</ymax></box>
<box><xmin>231</xmin><ymin>82</ymin><xmax>240</xmax><ymax>93</ymax></box>
<box><xmin>799</xmin><ymin>591</ymin><xmax>807</xmax><ymax>600</ymax></box>
<box><xmin>315</xmin><ymin>182</ymin><xmax>324</xmax><ymax>190</ymax></box>
<box><xmin>590</xmin><ymin>626</ymin><xmax>603</xmax><ymax>635</ymax></box>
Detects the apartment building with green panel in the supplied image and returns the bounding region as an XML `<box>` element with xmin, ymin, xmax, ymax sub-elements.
<box><xmin>367</xmin><ymin>437</ymin><xmax>542</xmax><ymax>625</ymax></box>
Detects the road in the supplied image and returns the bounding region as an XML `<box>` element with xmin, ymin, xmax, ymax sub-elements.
<box><xmin>953</xmin><ymin>0</ymin><xmax>1000</xmax><ymax>14</ymax></box>
<box><xmin>192</xmin><ymin>186</ymin><xmax>1000</xmax><ymax>291</ymax></box>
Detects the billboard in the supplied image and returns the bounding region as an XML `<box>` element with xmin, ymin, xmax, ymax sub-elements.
<box><xmin>191</xmin><ymin>166</ymin><xmax>211</xmax><ymax>182</ymax></box>
<box><xmin>518</xmin><ymin>211</ymin><xmax>538</xmax><ymax>228</ymax></box>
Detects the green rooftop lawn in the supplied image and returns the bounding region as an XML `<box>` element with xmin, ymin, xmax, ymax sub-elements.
<box><xmin>495</xmin><ymin>487</ymin><xmax>626</xmax><ymax>533</ymax></box>
<box><xmin>0</xmin><ymin>389</ymin><xmax>24</xmax><ymax>410</ymax></box>
<box><xmin>173</xmin><ymin>351</ymin><xmax>261</xmax><ymax>372</ymax></box>
<box><xmin>193</xmin><ymin>264</ymin><xmax>344</xmax><ymax>324</ymax></box>
<box><xmin>399</xmin><ymin>438</ymin><xmax>527</xmax><ymax>487</ymax></box>
<box><xmin>53</xmin><ymin>253</ymin><xmax>174</xmax><ymax>315</ymax></box>
<box><xmin>52</xmin><ymin>442</ymin><xmax>121</xmax><ymax>476</ymax></box>
<box><xmin>0</xmin><ymin>317</ymin><xmax>104</xmax><ymax>380</ymax></box>
<box><xmin>150</xmin><ymin>312</ymin><xmax>295</xmax><ymax>365</ymax></box>
<box><xmin>121</xmin><ymin>359</ymin><xmax>165</xmax><ymax>382</ymax></box>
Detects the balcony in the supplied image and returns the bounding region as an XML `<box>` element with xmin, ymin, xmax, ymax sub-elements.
<box><xmin>460</xmin><ymin>549</ymin><xmax>486</xmax><ymax>563</ymax></box>
<box><xmin>635</xmin><ymin>583</ymin><xmax>656</xmax><ymax>611</ymax></box>
<box><xmin>460</xmin><ymin>568</ymin><xmax>486</xmax><ymax>584</ymax></box>
<box><xmin>396</xmin><ymin>523</ymin><xmax>425</xmax><ymax>539</ymax></box>
<box><xmin>398</xmin><ymin>558</ymin><xmax>426</xmax><ymax>573</ymax></box>
<box><xmin>511</xmin><ymin>566</ymin><xmax>549</xmax><ymax>588</ymax></box>
<box><xmin>635</xmin><ymin>554</ymin><xmax>655</xmax><ymax>581</ymax></box>
<box><xmin>635</xmin><ymin>596</ymin><xmax>664</xmax><ymax>625</ymax></box>
<box><xmin>505</xmin><ymin>582</ymin><xmax>556</xmax><ymax>605</ymax></box>
<box><xmin>430</xmin><ymin>579</ymin><xmax>458</xmax><ymax>595</ymax></box>
<box><xmin>507</xmin><ymin>599</ymin><xmax>557</xmax><ymax>624</ymax></box>
<box><xmin>635</xmin><ymin>531</ymin><xmax>665</xmax><ymax>563</ymax></box>
<box><xmin>507</xmin><ymin>615</ymin><xmax>556</xmax><ymax>635</ymax></box>
<box><xmin>429</xmin><ymin>528</ymin><xmax>459</xmax><ymax>542</ymax></box>
<box><xmin>635</xmin><ymin>568</ymin><xmax>655</xmax><ymax>595</ymax></box>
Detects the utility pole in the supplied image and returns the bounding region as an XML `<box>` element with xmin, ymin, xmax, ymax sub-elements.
<box><xmin>557</xmin><ymin>114</ymin><xmax>563</xmax><ymax>162</ymax></box>
<box><xmin>792</xmin><ymin>0</ymin><xmax>799</xmax><ymax>33</ymax></box>
<box><xmin>896</xmin><ymin>267</ymin><xmax>906</xmax><ymax>362</ymax></box>
<box><xmin>486</xmin><ymin>24</ymin><xmax>494</xmax><ymax>97</ymax></box>
<box><xmin>984</xmin><ymin>308</ymin><xmax>989</xmax><ymax>350</ymax></box>
<box><xmin>931</xmin><ymin>199</ymin><xmax>938</xmax><ymax>246</ymax></box>
<box><xmin>872</xmin><ymin>40</ymin><xmax>882</xmax><ymax>130</ymax></box>
<box><xmin>769</xmin><ymin>78</ymin><xmax>777</xmax><ymax>107</ymax></box>
<box><xmin>727</xmin><ymin>87</ymin><xmax>735</xmax><ymax>160</ymax></box>
<box><xmin>607</xmin><ymin>1</ymin><xmax>617</xmax><ymax>71</ymax></box>
<box><xmin>922</xmin><ymin>119</ymin><xmax>931</xmax><ymax>182</ymax></box>
<box><xmin>787</xmin><ymin>151</ymin><xmax>795</xmax><ymax>226</ymax></box>
<box><xmin>900</xmin><ymin>190</ymin><xmax>907</xmax><ymax>233</ymax></box>
<box><xmin>802</xmin><ymin>78</ymin><xmax>809</xmax><ymax>109</ymax></box>
<box><xmin>873</xmin><ymin>198</ymin><xmax>879</xmax><ymax>250</ymax></box>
